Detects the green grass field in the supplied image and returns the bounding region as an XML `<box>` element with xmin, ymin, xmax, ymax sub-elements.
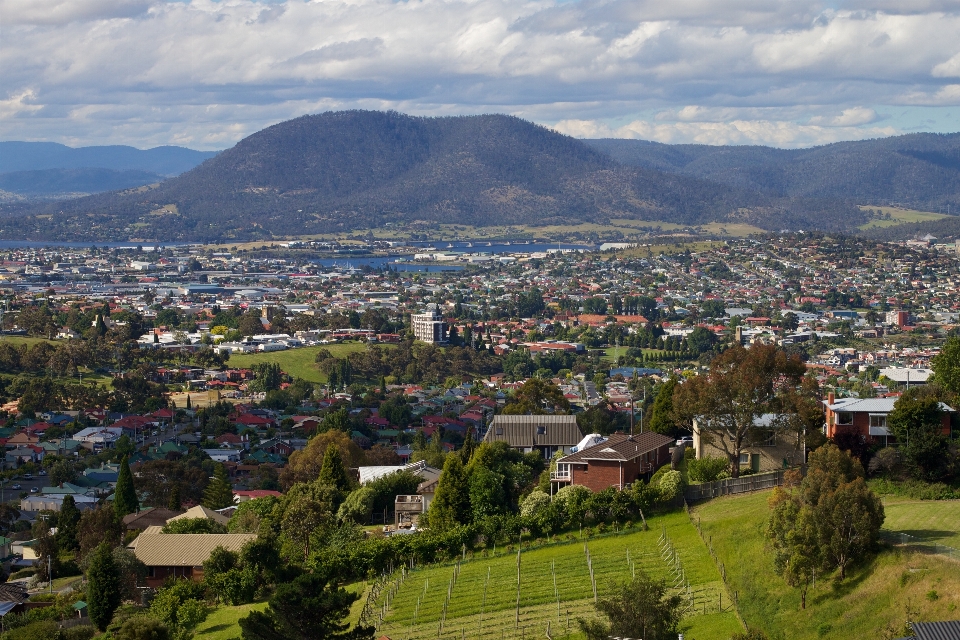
<box><xmin>374</xmin><ymin>510</ymin><xmax>742</xmax><ymax>640</ymax></box>
<box><xmin>226</xmin><ymin>342</ymin><xmax>373</xmax><ymax>383</ymax></box>
<box><xmin>857</xmin><ymin>206</ymin><xmax>949</xmax><ymax>229</ymax></box>
<box><xmin>194</xmin><ymin>602</ymin><xmax>267</xmax><ymax>640</ymax></box>
<box><xmin>880</xmin><ymin>498</ymin><xmax>960</xmax><ymax>548</ymax></box>
<box><xmin>694</xmin><ymin>490</ymin><xmax>960</xmax><ymax>640</ymax></box>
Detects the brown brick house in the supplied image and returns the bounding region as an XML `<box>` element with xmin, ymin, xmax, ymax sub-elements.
<box><xmin>824</xmin><ymin>393</ymin><xmax>954</xmax><ymax>448</ymax></box>
<box><xmin>128</xmin><ymin>529</ymin><xmax>256</xmax><ymax>588</ymax></box>
<box><xmin>553</xmin><ymin>432</ymin><xmax>674</xmax><ymax>491</ymax></box>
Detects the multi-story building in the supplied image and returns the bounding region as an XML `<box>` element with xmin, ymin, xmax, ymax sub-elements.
<box><xmin>412</xmin><ymin>307</ymin><xmax>447</xmax><ymax>343</ymax></box>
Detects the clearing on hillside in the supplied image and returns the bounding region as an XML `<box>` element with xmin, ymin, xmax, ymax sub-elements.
<box><xmin>694</xmin><ymin>490</ymin><xmax>960</xmax><ymax>640</ymax></box>
<box><xmin>370</xmin><ymin>510</ymin><xmax>742</xmax><ymax>640</ymax></box>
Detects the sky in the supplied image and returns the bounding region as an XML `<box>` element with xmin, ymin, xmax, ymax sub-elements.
<box><xmin>2</xmin><ymin>0</ymin><xmax>959</xmax><ymax>151</ymax></box>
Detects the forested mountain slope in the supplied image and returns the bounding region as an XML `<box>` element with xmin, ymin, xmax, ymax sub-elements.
<box><xmin>0</xmin><ymin>112</ymin><xmax>865</xmax><ymax>241</ymax></box>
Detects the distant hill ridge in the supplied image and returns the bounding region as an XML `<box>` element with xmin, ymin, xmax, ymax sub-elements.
<box><xmin>0</xmin><ymin>141</ymin><xmax>217</xmax><ymax>176</ymax></box>
<box><xmin>586</xmin><ymin>133</ymin><xmax>960</xmax><ymax>213</ymax></box>
<box><xmin>1</xmin><ymin>111</ymin><xmax>956</xmax><ymax>242</ymax></box>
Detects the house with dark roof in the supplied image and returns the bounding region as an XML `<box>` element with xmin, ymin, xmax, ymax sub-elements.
<box><xmin>123</xmin><ymin>507</ymin><xmax>185</xmax><ymax>531</ymax></box>
<box><xmin>554</xmin><ymin>432</ymin><xmax>674</xmax><ymax>491</ymax></box>
<box><xmin>483</xmin><ymin>415</ymin><xmax>583</xmax><ymax>459</ymax></box>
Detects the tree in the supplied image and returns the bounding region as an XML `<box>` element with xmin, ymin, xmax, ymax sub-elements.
<box><xmin>577</xmin><ymin>571</ymin><xmax>683</xmax><ymax>640</ymax></box>
<box><xmin>78</xmin><ymin>506</ymin><xmax>124</xmax><ymax>561</ymax></box>
<box><xmin>769</xmin><ymin>444</ymin><xmax>884</xmax><ymax>588</ymax></box>
<box><xmin>337</xmin><ymin>487</ymin><xmax>375</xmax><ymax>524</ymax></box>
<box><xmin>34</xmin><ymin>531</ymin><xmax>60</xmax><ymax>583</ymax></box>
<box><xmin>239</xmin><ymin>570</ymin><xmax>373</xmax><ymax>640</ymax></box>
<box><xmin>88</xmin><ymin>541</ymin><xmax>122</xmax><ymax>631</ymax></box>
<box><xmin>931</xmin><ymin>335</ymin><xmax>960</xmax><ymax>394</ymax></box>
<box><xmin>425</xmin><ymin>454</ymin><xmax>470</xmax><ymax>531</ymax></box>
<box><xmin>204</xmin><ymin>463</ymin><xmax>235</xmax><ymax>510</ymax></box>
<box><xmin>317</xmin><ymin>446</ymin><xmax>351</xmax><ymax>492</ymax></box>
<box><xmin>281</xmin><ymin>430</ymin><xmax>366</xmax><ymax>489</ymax></box>
<box><xmin>238</xmin><ymin>310</ymin><xmax>266</xmax><ymax>336</ymax></box>
<box><xmin>888</xmin><ymin>389</ymin><xmax>951</xmax><ymax>480</ymax></box>
<box><xmin>56</xmin><ymin>494</ymin><xmax>81</xmax><ymax>552</ymax></box>
<box><xmin>648</xmin><ymin>378</ymin><xmax>678</xmax><ymax>435</ymax></box>
<box><xmin>502</xmin><ymin>378</ymin><xmax>570</xmax><ymax>415</ymax></box>
<box><xmin>118</xmin><ymin>616</ymin><xmax>171</xmax><ymax>640</ymax></box>
<box><xmin>686</xmin><ymin>326</ymin><xmax>717</xmax><ymax>355</ymax></box>
<box><xmin>114</xmin><ymin>456</ymin><xmax>139</xmax><ymax>518</ymax></box>
<box><xmin>162</xmin><ymin>518</ymin><xmax>228</xmax><ymax>534</ymax></box>
<box><xmin>168</xmin><ymin>484</ymin><xmax>182</xmax><ymax>511</ymax></box>
<box><xmin>674</xmin><ymin>344</ymin><xmax>806</xmax><ymax>477</ymax></box>
<box><xmin>282</xmin><ymin>496</ymin><xmax>331</xmax><ymax>561</ymax></box>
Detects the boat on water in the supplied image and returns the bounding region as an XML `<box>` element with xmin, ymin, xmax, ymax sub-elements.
<box><xmin>466</xmin><ymin>242</ymin><xmax>473</xmax><ymax>248</ymax></box>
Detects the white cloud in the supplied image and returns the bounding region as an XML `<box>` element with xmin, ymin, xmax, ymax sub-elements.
<box><xmin>0</xmin><ymin>0</ymin><xmax>958</xmax><ymax>148</ymax></box>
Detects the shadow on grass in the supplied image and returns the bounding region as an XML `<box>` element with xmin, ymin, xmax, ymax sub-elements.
<box><xmin>890</xmin><ymin>529</ymin><xmax>958</xmax><ymax>542</ymax></box>
<box><xmin>197</xmin><ymin>623</ymin><xmax>233</xmax><ymax>634</ymax></box>
<box><xmin>809</xmin><ymin>554</ymin><xmax>879</xmax><ymax>606</ymax></box>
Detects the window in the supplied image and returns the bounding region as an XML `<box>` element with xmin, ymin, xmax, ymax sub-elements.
<box><xmin>836</xmin><ymin>412</ymin><xmax>853</xmax><ymax>425</ymax></box>
<box><xmin>536</xmin><ymin>426</ymin><xmax>546</xmax><ymax>435</ymax></box>
<box><xmin>495</xmin><ymin>427</ymin><xmax>503</xmax><ymax>436</ymax></box>
<box><xmin>869</xmin><ymin>415</ymin><xmax>886</xmax><ymax>429</ymax></box>
<box><xmin>739</xmin><ymin>452</ymin><xmax>750</xmax><ymax>465</ymax></box>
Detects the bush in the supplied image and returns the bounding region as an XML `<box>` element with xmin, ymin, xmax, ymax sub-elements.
<box><xmin>868</xmin><ymin>477</ymin><xmax>960</xmax><ymax>500</ymax></box>
<box><xmin>9</xmin><ymin>568</ymin><xmax>35</xmax><ymax>580</ymax></box>
<box><xmin>161</xmin><ymin>518</ymin><xmax>227</xmax><ymax>534</ymax></box>
<box><xmin>118</xmin><ymin>615</ymin><xmax>171</xmax><ymax>640</ymax></box>
<box><xmin>688</xmin><ymin>456</ymin><xmax>728</xmax><ymax>483</ymax></box>
<box><xmin>657</xmin><ymin>470</ymin><xmax>685</xmax><ymax>502</ymax></box>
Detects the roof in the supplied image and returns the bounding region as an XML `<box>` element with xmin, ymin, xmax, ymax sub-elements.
<box><xmin>123</xmin><ymin>507</ymin><xmax>185</xmax><ymax>530</ymax></box>
<box><xmin>826</xmin><ymin>398</ymin><xmax>954</xmax><ymax>413</ymax></box>
<box><xmin>484</xmin><ymin>414</ymin><xmax>583</xmax><ymax>448</ymax></box>
<box><xmin>128</xmin><ymin>532</ymin><xmax>256</xmax><ymax>567</ymax></box>
<box><xmin>906</xmin><ymin>620</ymin><xmax>960</xmax><ymax>640</ymax></box>
<box><xmin>166</xmin><ymin>505</ymin><xmax>231</xmax><ymax>526</ymax></box>
<box><xmin>559</xmin><ymin>432</ymin><xmax>674</xmax><ymax>464</ymax></box>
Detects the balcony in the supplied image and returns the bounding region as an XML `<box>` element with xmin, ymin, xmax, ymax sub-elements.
<box><xmin>550</xmin><ymin>470</ymin><xmax>571</xmax><ymax>482</ymax></box>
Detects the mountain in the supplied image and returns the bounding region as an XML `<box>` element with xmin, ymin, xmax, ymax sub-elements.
<box><xmin>0</xmin><ymin>168</ymin><xmax>166</xmax><ymax>201</ymax></box>
<box><xmin>0</xmin><ymin>111</ymin><xmax>861</xmax><ymax>242</ymax></box>
<box><xmin>0</xmin><ymin>142</ymin><xmax>217</xmax><ymax>176</ymax></box>
<box><xmin>585</xmin><ymin>134</ymin><xmax>960</xmax><ymax>213</ymax></box>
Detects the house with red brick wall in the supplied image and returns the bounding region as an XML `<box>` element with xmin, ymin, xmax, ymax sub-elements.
<box><xmin>824</xmin><ymin>392</ymin><xmax>954</xmax><ymax>448</ymax></box>
<box><xmin>553</xmin><ymin>432</ymin><xmax>674</xmax><ymax>492</ymax></box>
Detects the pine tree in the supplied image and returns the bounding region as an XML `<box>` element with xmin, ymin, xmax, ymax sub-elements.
<box><xmin>425</xmin><ymin>453</ymin><xmax>470</xmax><ymax>531</ymax></box>
<box><xmin>87</xmin><ymin>542</ymin><xmax>121</xmax><ymax>631</ymax></box>
<box><xmin>168</xmin><ymin>484</ymin><xmax>182</xmax><ymax>511</ymax></box>
<box><xmin>56</xmin><ymin>494</ymin><xmax>81</xmax><ymax>552</ymax></box>
<box><xmin>113</xmin><ymin>456</ymin><xmax>139</xmax><ymax>518</ymax></box>
<box><xmin>186</xmin><ymin>394</ymin><xmax>192</xmax><ymax>409</ymax></box>
<box><xmin>317</xmin><ymin>446</ymin><xmax>350</xmax><ymax>492</ymax></box>
<box><xmin>204</xmin><ymin>463</ymin><xmax>235</xmax><ymax>510</ymax></box>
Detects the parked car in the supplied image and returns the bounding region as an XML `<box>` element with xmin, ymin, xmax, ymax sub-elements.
<box><xmin>23</xmin><ymin>473</ymin><xmax>33</xmax><ymax>479</ymax></box>
<box><xmin>38</xmin><ymin>470</ymin><xmax>47</xmax><ymax>476</ymax></box>
<box><xmin>11</xmin><ymin>484</ymin><xmax>21</xmax><ymax>490</ymax></box>
<box><xmin>676</xmin><ymin>437</ymin><xmax>693</xmax><ymax>447</ymax></box>
<box><xmin>29</xmin><ymin>487</ymin><xmax>39</xmax><ymax>493</ymax></box>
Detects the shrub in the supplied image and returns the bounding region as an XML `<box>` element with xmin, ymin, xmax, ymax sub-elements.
<box><xmin>657</xmin><ymin>470</ymin><xmax>685</xmax><ymax>502</ymax></box>
<box><xmin>118</xmin><ymin>615</ymin><xmax>171</xmax><ymax>640</ymax></box>
<box><xmin>688</xmin><ymin>456</ymin><xmax>728</xmax><ymax>483</ymax></box>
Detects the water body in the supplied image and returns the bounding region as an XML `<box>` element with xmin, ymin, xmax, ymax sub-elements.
<box><xmin>0</xmin><ymin>240</ymin><xmax>184</xmax><ymax>250</ymax></box>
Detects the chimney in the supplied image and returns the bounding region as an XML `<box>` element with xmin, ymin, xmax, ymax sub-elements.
<box><xmin>827</xmin><ymin>392</ymin><xmax>835</xmax><ymax>406</ymax></box>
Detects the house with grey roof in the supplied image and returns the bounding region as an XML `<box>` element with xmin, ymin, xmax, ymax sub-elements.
<box><xmin>483</xmin><ymin>414</ymin><xmax>583</xmax><ymax>459</ymax></box>
<box><xmin>824</xmin><ymin>392</ymin><xmax>954</xmax><ymax>448</ymax></box>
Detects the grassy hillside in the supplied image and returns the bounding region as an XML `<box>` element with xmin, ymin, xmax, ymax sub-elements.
<box><xmin>226</xmin><ymin>342</ymin><xmax>373</xmax><ymax>383</ymax></box>
<box><xmin>857</xmin><ymin>206</ymin><xmax>950</xmax><ymax>229</ymax></box>
<box><xmin>881</xmin><ymin>498</ymin><xmax>960</xmax><ymax>548</ymax></box>
<box><xmin>373</xmin><ymin>510</ymin><xmax>742</xmax><ymax>640</ymax></box>
<box><xmin>693</xmin><ymin>491</ymin><xmax>960</xmax><ymax>640</ymax></box>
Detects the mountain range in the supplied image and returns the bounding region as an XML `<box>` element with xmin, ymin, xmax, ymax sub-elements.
<box><xmin>0</xmin><ymin>112</ymin><xmax>957</xmax><ymax>242</ymax></box>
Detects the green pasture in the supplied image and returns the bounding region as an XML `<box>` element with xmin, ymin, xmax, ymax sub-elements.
<box><xmin>194</xmin><ymin>602</ymin><xmax>268</xmax><ymax>640</ymax></box>
<box><xmin>226</xmin><ymin>342</ymin><xmax>374</xmax><ymax>383</ymax></box>
<box><xmin>880</xmin><ymin>498</ymin><xmax>960</xmax><ymax>548</ymax></box>
<box><xmin>694</xmin><ymin>490</ymin><xmax>960</xmax><ymax>640</ymax></box>
<box><xmin>374</xmin><ymin>510</ymin><xmax>741</xmax><ymax>640</ymax></box>
<box><xmin>857</xmin><ymin>206</ymin><xmax>949</xmax><ymax>229</ymax></box>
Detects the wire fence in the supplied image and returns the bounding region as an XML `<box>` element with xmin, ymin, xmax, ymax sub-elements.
<box><xmin>880</xmin><ymin>530</ymin><xmax>960</xmax><ymax>561</ymax></box>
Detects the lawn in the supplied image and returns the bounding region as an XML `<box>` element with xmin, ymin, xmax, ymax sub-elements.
<box><xmin>857</xmin><ymin>206</ymin><xmax>949</xmax><ymax>229</ymax></box>
<box><xmin>694</xmin><ymin>490</ymin><xmax>960</xmax><ymax>640</ymax></box>
<box><xmin>880</xmin><ymin>498</ymin><xmax>960</xmax><ymax>548</ymax></box>
<box><xmin>194</xmin><ymin>602</ymin><xmax>267</xmax><ymax>640</ymax></box>
<box><xmin>375</xmin><ymin>510</ymin><xmax>742</xmax><ymax>640</ymax></box>
<box><xmin>226</xmin><ymin>342</ymin><xmax>375</xmax><ymax>383</ymax></box>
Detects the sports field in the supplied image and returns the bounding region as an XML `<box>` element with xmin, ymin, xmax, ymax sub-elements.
<box><xmin>226</xmin><ymin>342</ymin><xmax>373</xmax><ymax>383</ymax></box>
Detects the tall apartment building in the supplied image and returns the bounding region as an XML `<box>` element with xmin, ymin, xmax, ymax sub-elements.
<box><xmin>412</xmin><ymin>307</ymin><xmax>447</xmax><ymax>344</ymax></box>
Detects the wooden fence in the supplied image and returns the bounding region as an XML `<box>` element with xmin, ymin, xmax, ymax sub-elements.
<box><xmin>684</xmin><ymin>469</ymin><xmax>785</xmax><ymax>502</ymax></box>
